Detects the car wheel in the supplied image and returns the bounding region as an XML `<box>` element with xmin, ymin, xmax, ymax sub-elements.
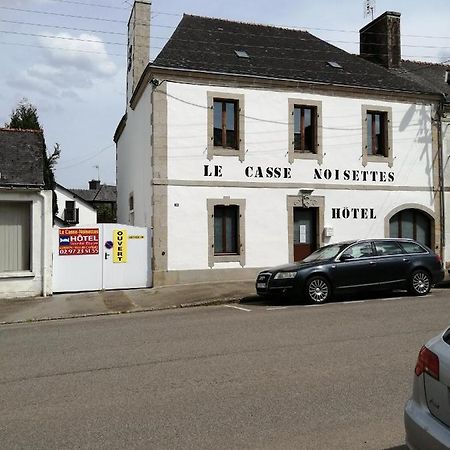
<box><xmin>305</xmin><ymin>276</ymin><xmax>331</xmax><ymax>304</ymax></box>
<box><xmin>408</xmin><ymin>270</ymin><xmax>431</xmax><ymax>296</ymax></box>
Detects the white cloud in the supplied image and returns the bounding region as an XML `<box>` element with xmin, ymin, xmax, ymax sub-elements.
<box><xmin>0</xmin><ymin>0</ymin><xmax>49</xmax><ymax>6</ymax></box>
<box><xmin>6</xmin><ymin>32</ymin><xmax>119</xmax><ymax>101</ymax></box>
<box><xmin>7</xmin><ymin>71</ymin><xmax>56</xmax><ymax>96</ymax></box>
<box><xmin>38</xmin><ymin>32</ymin><xmax>118</xmax><ymax>78</ymax></box>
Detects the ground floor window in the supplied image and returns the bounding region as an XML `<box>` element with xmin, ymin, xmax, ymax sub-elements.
<box><xmin>0</xmin><ymin>201</ymin><xmax>31</xmax><ymax>272</ymax></box>
<box><xmin>214</xmin><ymin>205</ymin><xmax>239</xmax><ymax>255</ymax></box>
<box><xmin>207</xmin><ymin>198</ymin><xmax>246</xmax><ymax>267</ymax></box>
<box><xmin>389</xmin><ymin>208</ymin><xmax>432</xmax><ymax>247</ymax></box>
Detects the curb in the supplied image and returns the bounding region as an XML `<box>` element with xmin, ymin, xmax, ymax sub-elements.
<box><xmin>0</xmin><ymin>296</ymin><xmax>247</xmax><ymax>326</ymax></box>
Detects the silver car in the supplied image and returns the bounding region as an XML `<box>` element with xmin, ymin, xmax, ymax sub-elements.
<box><xmin>405</xmin><ymin>327</ymin><xmax>450</xmax><ymax>449</ymax></box>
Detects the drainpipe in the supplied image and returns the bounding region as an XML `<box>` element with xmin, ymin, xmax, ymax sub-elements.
<box><xmin>38</xmin><ymin>190</ymin><xmax>49</xmax><ymax>297</ymax></box>
<box><xmin>436</xmin><ymin>97</ymin><xmax>445</xmax><ymax>259</ymax></box>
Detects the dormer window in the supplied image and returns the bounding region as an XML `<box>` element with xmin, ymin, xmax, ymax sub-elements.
<box><xmin>234</xmin><ymin>50</ymin><xmax>249</xmax><ymax>58</ymax></box>
<box><xmin>327</xmin><ymin>61</ymin><xmax>342</xmax><ymax>69</ymax></box>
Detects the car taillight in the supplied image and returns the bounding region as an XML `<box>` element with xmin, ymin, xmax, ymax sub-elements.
<box><xmin>415</xmin><ymin>345</ymin><xmax>439</xmax><ymax>380</ymax></box>
<box><xmin>435</xmin><ymin>254</ymin><xmax>442</xmax><ymax>266</ymax></box>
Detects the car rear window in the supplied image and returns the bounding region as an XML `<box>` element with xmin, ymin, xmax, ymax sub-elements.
<box><xmin>443</xmin><ymin>328</ymin><xmax>450</xmax><ymax>345</ymax></box>
<box><xmin>374</xmin><ymin>241</ymin><xmax>404</xmax><ymax>256</ymax></box>
<box><xmin>399</xmin><ymin>241</ymin><xmax>427</xmax><ymax>254</ymax></box>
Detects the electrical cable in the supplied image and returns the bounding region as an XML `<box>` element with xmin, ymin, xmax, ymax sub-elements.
<box><xmin>2</xmin><ymin>5</ymin><xmax>450</xmax><ymax>42</ymax></box>
<box><xmin>58</xmin><ymin>144</ymin><xmax>115</xmax><ymax>170</ymax></box>
<box><xmin>0</xmin><ymin>28</ymin><xmax>447</xmax><ymax>64</ymax></box>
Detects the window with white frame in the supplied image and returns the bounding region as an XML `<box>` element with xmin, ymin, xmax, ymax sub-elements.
<box><xmin>0</xmin><ymin>201</ymin><xmax>31</xmax><ymax>272</ymax></box>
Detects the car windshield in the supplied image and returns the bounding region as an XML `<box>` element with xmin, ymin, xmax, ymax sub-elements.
<box><xmin>303</xmin><ymin>243</ymin><xmax>352</xmax><ymax>262</ymax></box>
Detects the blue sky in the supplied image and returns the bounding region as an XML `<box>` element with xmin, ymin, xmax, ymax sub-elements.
<box><xmin>1</xmin><ymin>0</ymin><xmax>449</xmax><ymax>188</ymax></box>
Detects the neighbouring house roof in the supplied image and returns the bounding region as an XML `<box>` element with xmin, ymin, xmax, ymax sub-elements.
<box><xmin>396</xmin><ymin>60</ymin><xmax>450</xmax><ymax>99</ymax></box>
<box><xmin>152</xmin><ymin>14</ymin><xmax>439</xmax><ymax>96</ymax></box>
<box><xmin>71</xmin><ymin>184</ymin><xmax>117</xmax><ymax>203</ymax></box>
<box><xmin>55</xmin><ymin>183</ymin><xmax>96</xmax><ymax>210</ymax></box>
<box><xmin>0</xmin><ymin>128</ymin><xmax>45</xmax><ymax>187</ymax></box>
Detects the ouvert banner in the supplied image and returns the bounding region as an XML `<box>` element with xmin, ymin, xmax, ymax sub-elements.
<box><xmin>113</xmin><ymin>229</ymin><xmax>128</xmax><ymax>263</ymax></box>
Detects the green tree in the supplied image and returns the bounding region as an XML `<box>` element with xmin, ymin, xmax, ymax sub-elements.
<box><xmin>95</xmin><ymin>204</ymin><xmax>116</xmax><ymax>223</ymax></box>
<box><xmin>5</xmin><ymin>99</ymin><xmax>60</xmax><ymax>220</ymax></box>
<box><xmin>8</xmin><ymin>100</ymin><xmax>41</xmax><ymax>130</ymax></box>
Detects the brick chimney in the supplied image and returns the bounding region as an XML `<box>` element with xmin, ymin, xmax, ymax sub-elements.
<box><xmin>126</xmin><ymin>1</ymin><xmax>151</xmax><ymax>103</ymax></box>
<box><xmin>360</xmin><ymin>11</ymin><xmax>401</xmax><ymax>69</ymax></box>
<box><xmin>89</xmin><ymin>179</ymin><xmax>101</xmax><ymax>190</ymax></box>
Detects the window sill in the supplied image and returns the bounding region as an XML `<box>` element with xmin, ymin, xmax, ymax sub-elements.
<box><xmin>210</xmin><ymin>148</ymin><xmax>240</xmax><ymax>157</ymax></box>
<box><xmin>362</xmin><ymin>154</ymin><xmax>393</xmax><ymax>167</ymax></box>
<box><xmin>0</xmin><ymin>271</ymin><xmax>35</xmax><ymax>279</ymax></box>
<box><xmin>289</xmin><ymin>150</ymin><xmax>323</xmax><ymax>165</ymax></box>
<box><xmin>213</xmin><ymin>254</ymin><xmax>241</xmax><ymax>264</ymax></box>
<box><xmin>293</xmin><ymin>151</ymin><xmax>319</xmax><ymax>159</ymax></box>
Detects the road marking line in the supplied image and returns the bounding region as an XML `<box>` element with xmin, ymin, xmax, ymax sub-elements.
<box><xmin>266</xmin><ymin>306</ymin><xmax>288</xmax><ymax>310</ymax></box>
<box><xmin>224</xmin><ymin>305</ymin><xmax>251</xmax><ymax>312</ymax></box>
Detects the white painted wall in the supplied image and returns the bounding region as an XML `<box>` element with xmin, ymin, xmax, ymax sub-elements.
<box><xmin>55</xmin><ymin>186</ymin><xmax>97</xmax><ymax>224</ymax></box>
<box><xmin>116</xmin><ymin>86</ymin><xmax>153</xmax><ymax>227</ymax></box>
<box><xmin>0</xmin><ymin>190</ymin><xmax>52</xmax><ymax>299</ymax></box>
<box><xmin>167</xmin><ymin>185</ymin><xmax>435</xmax><ymax>271</ymax></box>
<box><xmin>163</xmin><ymin>82</ymin><xmax>437</xmax><ymax>271</ymax></box>
<box><xmin>166</xmin><ymin>83</ymin><xmax>434</xmax><ymax>188</ymax></box>
<box><xmin>117</xmin><ymin>78</ymin><xmax>438</xmax><ymax>279</ymax></box>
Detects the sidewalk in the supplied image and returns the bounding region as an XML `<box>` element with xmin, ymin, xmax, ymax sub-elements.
<box><xmin>0</xmin><ymin>281</ymin><xmax>257</xmax><ymax>325</ymax></box>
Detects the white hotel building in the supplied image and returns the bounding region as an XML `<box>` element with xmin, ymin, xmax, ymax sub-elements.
<box><xmin>115</xmin><ymin>2</ymin><xmax>447</xmax><ymax>286</ymax></box>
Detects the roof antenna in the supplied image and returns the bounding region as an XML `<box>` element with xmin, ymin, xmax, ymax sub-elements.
<box><xmin>363</xmin><ymin>0</ymin><xmax>375</xmax><ymax>21</ymax></box>
<box><xmin>93</xmin><ymin>164</ymin><xmax>100</xmax><ymax>181</ymax></box>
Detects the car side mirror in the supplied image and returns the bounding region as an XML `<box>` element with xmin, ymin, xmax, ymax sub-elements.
<box><xmin>340</xmin><ymin>254</ymin><xmax>353</xmax><ymax>261</ymax></box>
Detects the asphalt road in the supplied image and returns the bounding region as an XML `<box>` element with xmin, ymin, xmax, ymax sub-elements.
<box><xmin>2</xmin><ymin>288</ymin><xmax>450</xmax><ymax>450</ymax></box>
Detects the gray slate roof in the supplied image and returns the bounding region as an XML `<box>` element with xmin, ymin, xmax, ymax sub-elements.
<box><xmin>71</xmin><ymin>184</ymin><xmax>117</xmax><ymax>203</ymax></box>
<box><xmin>153</xmin><ymin>15</ymin><xmax>439</xmax><ymax>95</ymax></box>
<box><xmin>0</xmin><ymin>128</ymin><xmax>45</xmax><ymax>187</ymax></box>
<box><xmin>396</xmin><ymin>60</ymin><xmax>450</xmax><ymax>98</ymax></box>
<box><xmin>55</xmin><ymin>182</ymin><xmax>95</xmax><ymax>208</ymax></box>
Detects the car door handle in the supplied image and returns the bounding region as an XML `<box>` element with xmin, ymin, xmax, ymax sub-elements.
<box><xmin>403</xmin><ymin>258</ymin><xmax>410</xmax><ymax>263</ymax></box>
<box><xmin>369</xmin><ymin>261</ymin><xmax>376</xmax><ymax>265</ymax></box>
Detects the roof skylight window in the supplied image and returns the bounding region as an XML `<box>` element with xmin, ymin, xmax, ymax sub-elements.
<box><xmin>327</xmin><ymin>61</ymin><xmax>343</xmax><ymax>69</ymax></box>
<box><xmin>235</xmin><ymin>50</ymin><xmax>250</xmax><ymax>58</ymax></box>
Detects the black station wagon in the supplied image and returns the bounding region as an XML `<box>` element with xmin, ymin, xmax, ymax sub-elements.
<box><xmin>256</xmin><ymin>239</ymin><xmax>444</xmax><ymax>304</ymax></box>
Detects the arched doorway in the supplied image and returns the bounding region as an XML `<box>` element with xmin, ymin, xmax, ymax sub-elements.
<box><xmin>389</xmin><ymin>208</ymin><xmax>433</xmax><ymax>247</ymax></box>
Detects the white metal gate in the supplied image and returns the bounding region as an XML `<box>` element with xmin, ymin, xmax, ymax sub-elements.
<box><xmin>52</xmin><ymin>224</ymin><xmax>152</xmax><ymax>293</ymax></box>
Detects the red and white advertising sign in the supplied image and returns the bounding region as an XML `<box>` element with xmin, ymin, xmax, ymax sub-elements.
<box><xmin>59</xmin><ymin>228</ymin><xmax>99</xmax><ymax>256</ymax></box>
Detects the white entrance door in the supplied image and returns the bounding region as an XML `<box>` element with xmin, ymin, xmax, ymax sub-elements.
<box><xmin>101</xmin><ymin>224</ymin><xmax>151</xmax><ymax>290</ymax></box>
<box><xmin>52</xmin><ymin>224</ymin><xmax>152</xmax><ymax>293</ymax></box>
